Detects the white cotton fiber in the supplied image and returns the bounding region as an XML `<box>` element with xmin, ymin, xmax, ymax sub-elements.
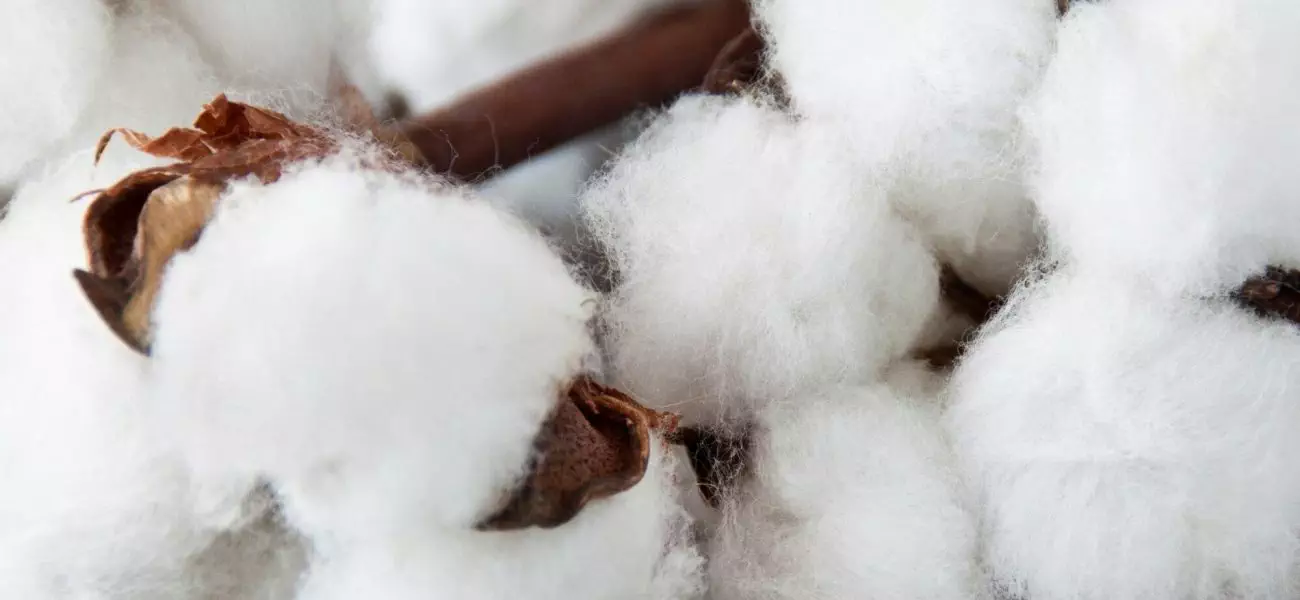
<box><xmin>0</xmin><ymin>0</ymin><xmax>111</xmax><ymax>183</ymax></box>
<box><xmin>1027</xmin><ymin>0</ymin><xmax>1300</xmax><ymax>295</ymax></box>
<box><xmin>947</xmin><ymin>269</ymin><xmax>1300</xmax><ymax>600</ymax></box>
<box><xmin>757</xmin><ymin>0</ymin><xmax>1057</xmax><ymax>293</ymax></box>
<box><xmin>0</xmin><ymin>151</ymin><xmax>266</xmax><ymax>599</ymax></box>
<box><xmin>294</xmin><ymin>444</ymin><xmax>703</xmax><ymax>600</ymax></box>
<box><xmin>709</xmin><ymin>385</ymin><xmax>980</xmax><ymax>600</ymax></box>
<box><xmin>583</xmin><ymin>95</ymin><xmax>940</xmax><ymax>428</ymax></box>
<box><xmin>149</xmin><ymin>0</ymin><xmax>372</xmax><ymax>105</ymax></box>
<box><xmin>147</xmin><ymin>152</ymin><xmax>595</xmax><ymax>536</ymax></box>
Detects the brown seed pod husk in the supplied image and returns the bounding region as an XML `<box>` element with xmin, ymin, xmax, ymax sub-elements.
<box><xmin>77</xmin><ymin>95</ymin><xmax>349</xmax><ymax>354</ymax></box>
<box><xmin>1234</xmin><ymin>266</ymin><xmax>1300</xmax><ymax>325</ymax></box>
<box><xmin>478</xmin><ymin>376</ymin><xmax>679</xmax><ymax>530</ymax></box>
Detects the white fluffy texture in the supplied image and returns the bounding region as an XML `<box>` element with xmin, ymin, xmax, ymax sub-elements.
<box><xmin>1026</xmin><ymin>0</ymin><xmax>1300</xmax><ymax>296</ymax></box>
<box><xmin>369</xmin><ymin>0</ymin><xmax>680</xmax><ymax>253</ymax></box>
<box><xmin>151</xmin><ymin>0</ymin><xmax>373</xmax><ymax>104</ymax></box>
<box><xmin>370</xmin><ymin>0</ymin><xmax>684</xmax><ymax>112</ymax></box>
<box><xmin>0</xmin><ymin>0</ymin><xmax>111</xmax><ymax>183</ymax></box>
<box><xmin>947</xmin><ymin>271</ymin><xmax>1300</xmax><ymax>600</ymax></box>
<box><xmin>710</xmin><ymin>385</ymin><xmax>980</xmax><ymax>600</ymax></box>
<box><xmin>0</xmin><ymin>151</ymin><xmax>272</xmax><ymax>598</ymax></box>
<box><xmin>584</xmin><ymin>95</ymin><xmax>940</xmax><ymax>427</ymax></box>
<box><xmin>758</xmin><ymin>0</ymin><xmax>1056</xmax><ymax>293</ymax></box>
<box><xmin>149</xmin><ymin>155</ymin><xmax>595</xmax><ymax>535</ymax></box>
<box><xmin>295</xmin><ymin>444</ymin><xmax>704</xmax><ymax>600</ymax></box>
<box><xmin>4</xmin><ymin>6</ymin><xmax>227</xmax><ymax>184</ymax></box>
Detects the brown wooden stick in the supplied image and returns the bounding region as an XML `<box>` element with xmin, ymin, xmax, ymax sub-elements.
<box><xmin>389</xmin><ymin>0</ymin><xmax>751</xmax><ymax>183</ymax></box>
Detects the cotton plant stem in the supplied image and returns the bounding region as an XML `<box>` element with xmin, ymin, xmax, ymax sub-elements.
<box><xmin>387</xmin><ymin>0</ymin><xmax>752</xmax><ymax>183</ymax></box>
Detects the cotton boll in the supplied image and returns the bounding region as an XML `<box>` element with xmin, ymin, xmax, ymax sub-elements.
<box><xmin>0</xmin><ymin>151</ymin><xmax>254</xmax><ymax>599</ymax></box>
<box><xmin>0</xmin><ymin>0</ymin><xmax>111</xmax><ymax>183</ymax></box>
<box><xmin>295</xmin><ymin>444</ymin><xmax>703</xmax><ymax>600</ymax></box>
<box><xmin>709</xmin><ymin>385</ymin><xmax>980</xmax><ymax>600</ymax></box>
<box><xmin>1026</xmin><ymin>0</ymin><xmax>1300</xmax><ymax>295</ymax></box>
<box><xmin>148</xmin><ymin>154</ymin><xmax>595</xmax><ymax>537</ymax></box>
<box><xmin>947</xmin><ymin>270</ymin><xmax>1300</xmax><ymax>600</ymax></box>
<box><xmin>584</xmin><ymin>95</ymin><xmax>940</xmax><ymax>428</ymax></box>
<box><xmin>757</xmin><ymin>0</ymin><xmax>1056</xmax><ymax>293</ymax></box>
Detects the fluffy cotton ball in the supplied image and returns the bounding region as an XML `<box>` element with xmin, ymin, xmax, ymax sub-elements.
<box><xmin>148</xmin><ymin>152</ymin><xmax>595</xmax><ymax>536</ymax></box>
<box><xmin>947</xmin><ymin>269</ymin><xmax>1300</xmax><ymax>600</ymax></box>
<box><xmin>0</xmin><ymin>151</ymin><xmax>264</xmax><ymax>599</ymax></box>
<box><xmin>295</xmin><ymin>444</ymin><xmax>703</xmax><ymax>600</ymax></box>
<box><xmin>0</xmin><ymin>0</ymin><xmax>112</xmax><ymax>183</ymax></box>
<box><xmin>584</xmin><ymin>95</ymin><xmax>940</xmax><ymax>428</ymax></box>
<box><xmin>1026</xmin><ymin>0</ymin><xmax>1300</xmax><ymax>296</ymax></box>
<box><xmin>709</xmin><ymin>384</ymin><xmax>980</xmax><ymax>600</ymax></box>
<box><xmin>757</xmin><ymin>0</ymin><xmax>1056</xmax><ymax>293</ymax></box>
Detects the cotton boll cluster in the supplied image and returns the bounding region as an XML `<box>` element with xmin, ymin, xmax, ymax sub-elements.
<box><xmin>948</xmin><ymin>272</ymin><xmax>1300</xmax><ymax>600</ymax></box>
<box><xmin>948</xmin><ymin>1</ymin><xmax>1300</xmax><ymax>597</ymax></box>
<box><xmin>757</xmin><ymin>0</ymin><xmax>1057</xmax><ymax>293</ymax></box>
<box><xmin>584</xmin><ymin>95</ymin><xmax>940</xmax><ymax>429</ymax></box>
<box><xmin>1025</xmin><ymin>0</ymin><xmax>1300</xmax><ymax>296</ymax></box>
<box><xmin>146</xmin><ymin>155</ymin><xmax>700</xmax><ymax>596</ymax></box>
<box><xmin>0</xmin><ymin>151</ymin><xmax>272</xmax><ymax>599</ymax></box>
<box><xmin>709</xmin><ymin>385</ymin><xmax>979</xmax><ymax>600</ymax></box>
<box><xmin>0</xmin><ymin>0</ymin><xmax>111</xmax><ymax>184</ymax></box>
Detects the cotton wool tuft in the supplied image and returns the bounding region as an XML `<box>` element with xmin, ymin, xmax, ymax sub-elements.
<box><xmin>148</xmin><ymin>153</ymin><xmax>596</xmax><ymax>534</ymax></box>
<box><xmin>583</xmin><ymin>95</ymin><xmax>940</xmax><ymax>428</ymax></box>
<box><xmin>0</xmin><ymin>0</ymin><xmax>111</xmax><ymax>183</ymax></box>
<box><xmin>709</xmin><ymin>385</ymin><xmax>980</xmax><ymax>600</ymax></box>
<box><xmin>1026</xmin><ymin>0</ymin><xmax>1300</xmax><ymax>295</ymax></box>
<box><xmin>757</xmin><ymin>0</ymin><xmax>1057</xmax><ymax>293</ymax></box>
<box><xmin>947</xmin><ymin>270</ymin><xmax>1300</xmax><ymax>600</ymax></box>
<box><xmin>0</xmin><ymin>151</ymin><xmax>286</xmax><ymax>599</ymax></box>
<box><xmin>294</xmin><ymin>443</ymin><xmax>703</xmax><ymax>600</ymax></box>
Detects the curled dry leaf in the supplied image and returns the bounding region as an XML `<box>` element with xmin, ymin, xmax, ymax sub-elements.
<box><xmin>74</xmin><ymin>94</ymin><xmax>403</xmax><ymax>354</ymax></box>
<box><xmin>478</xmin><ymin>376</ymin><xmax>680</xmax><ymax>531</ymax></box>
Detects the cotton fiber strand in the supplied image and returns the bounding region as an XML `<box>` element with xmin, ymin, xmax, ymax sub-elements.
<box><xmin>583</xmin><ymin>95</ymin><xmax>940</xmax><ymax>429</ymax></box>
<box><xmin>0</xmin><ymin>0</ymin><xmax>111</xmax><ymax>183</ymax></box>
<box><xmin>0</xmin><ymin>152</ymin><xmax>273</xmax><ymax>599</ymax></box>
<box><xmin>947</xmin><ymin>270</ymin><xmax>1300</xmax><ymax>600</ymax></box>
<box><xmin>756</xmin><ymin>0</ymin><xmax>1055</xmax><ymax>293</ymax></box>
<box><xmin>1026</xmin><ymin>0</ymin><xmax>1300</xmax><ymax>295</ymax></box>
<box><xmin>709</xmin><ymin>385</ymin><xmax>979</xmax><ymax>600</ymax></box>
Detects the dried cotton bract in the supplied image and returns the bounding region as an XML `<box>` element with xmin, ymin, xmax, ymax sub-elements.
<box><xmin>1026</xmin><ymin>0</ymin><xmax>1300</xmax><ymax>295</ymax></box>
<box><xmin>757</xmin><ymin>0</ymin><xmax>1057</xmax><ymax>293</ymax></box>
<box><xmin>710</xmin><ymin>385</ymin><xmax>980</xmax><ymax>600</ymax></box>
<box><xmin>583</xmin><ymin>95</ymin><xmax>939</xmax><ymax>429</ymax></box>
<box><xmin>947</xmin><ymin>272</ymin><xmax>1300</xmax><ymax>600</ymax></box>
